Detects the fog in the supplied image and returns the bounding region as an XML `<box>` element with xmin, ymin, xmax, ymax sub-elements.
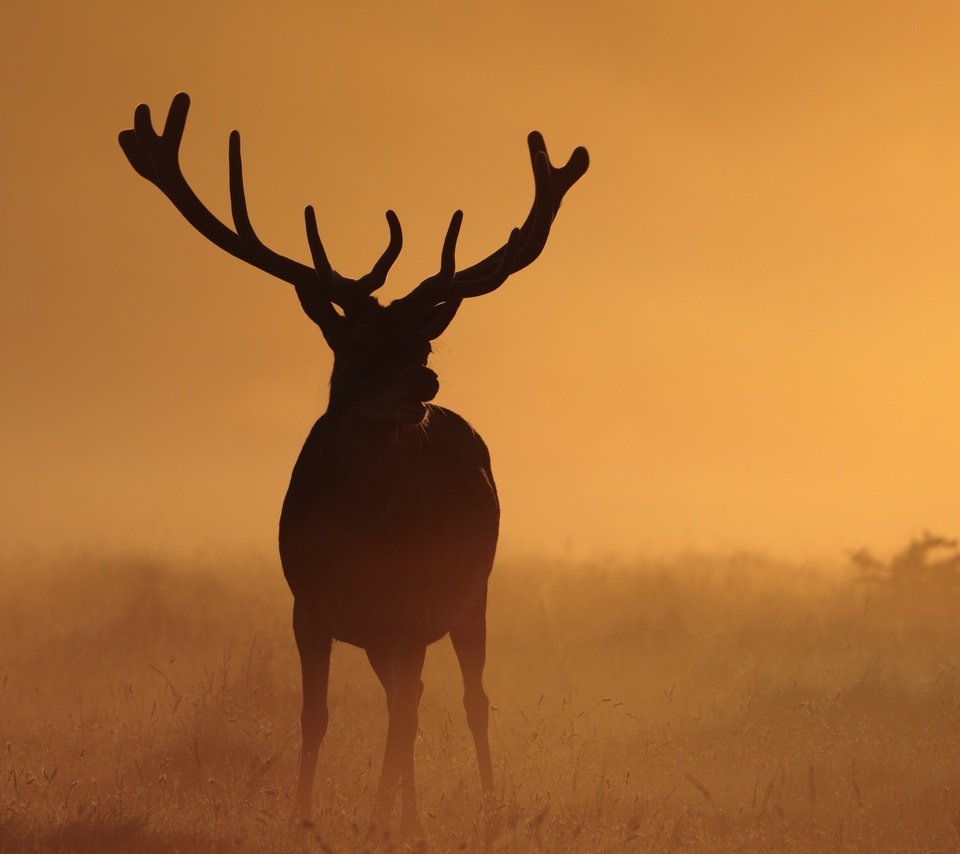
<box><xmin>3</xmin><ymin>1</ymin><xmax>960</xmax><ymax>561</ymax></box>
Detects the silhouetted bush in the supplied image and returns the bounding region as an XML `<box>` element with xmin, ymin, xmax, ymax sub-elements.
<box><xmin>850</xmin><ymin>530</ymin><xmax>960</xmax><ymax>591</ymax></box>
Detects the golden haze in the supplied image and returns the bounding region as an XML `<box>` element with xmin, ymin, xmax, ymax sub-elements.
<box><xmin>3</xmin><ymin>1</ymin><xmax>960</xmax><ymax>559</ymax></box>
<box><xmin>5</xmin><ymin>6</ymin><xmax>960</xmax><ymax>851</ymax></box>
<box><xmin>4</xmin><ymin>552</ymin><xmax>960</xmax><ymax>850</ymax></box>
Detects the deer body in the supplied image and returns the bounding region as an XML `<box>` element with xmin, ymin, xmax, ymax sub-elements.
<box><xmin>280</xmin><ymin>404</ymin><xmax>499</xmax><ymax>647</ymax></box>
<box><xmin>119</xmin><ymin>93</ymin><xmax>587</xmax><ymax>833</ymax></box>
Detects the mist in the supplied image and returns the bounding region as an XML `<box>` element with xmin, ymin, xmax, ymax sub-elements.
<box><xmin>4</xmin><ymin>1</ymin><xmax>960</xmax><ymax>561</ymax></box>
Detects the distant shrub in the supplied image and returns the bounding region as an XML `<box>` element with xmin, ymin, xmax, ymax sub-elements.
<box><xmin>850</xmin><ymin>530</ymin><xmax>960</xmax><ymax>590</ymax></box>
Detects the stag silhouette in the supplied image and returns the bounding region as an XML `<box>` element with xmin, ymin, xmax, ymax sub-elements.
<box><xmin>119</xmin><ymin>93</ymin><xmax>589</xmax><ymax>832</ymax></box>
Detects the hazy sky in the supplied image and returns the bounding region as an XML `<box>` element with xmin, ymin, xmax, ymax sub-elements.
<box><xmin>3</xmin><ymin>1</ymin><xmax>960</xmax><ymax>562</ymax></box>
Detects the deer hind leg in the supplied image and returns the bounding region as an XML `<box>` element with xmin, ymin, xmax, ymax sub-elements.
<box><xmin>450</xmin><ymin>587</ymin><xmax>494</xmax><ymax>793</ymax></box>
<box><xmin>371</xmin><ymin>641</ymin><xmax>426</xmax><ymax>835</ymax></box>
<box><xmin>365</xmin><ymin>646</ymin><xmax>394</xmax><ymax>710</ymax></box>
<box><xmin>293</xmin><ymin>602</ymin><xmax>332</xmax><ymax>823</ymax></box>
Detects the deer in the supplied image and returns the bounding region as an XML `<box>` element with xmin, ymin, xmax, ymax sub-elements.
<box><xmin>119</xmin><ymin>92</ymin><xmax>589</xmax><ymax>834</ymax></box>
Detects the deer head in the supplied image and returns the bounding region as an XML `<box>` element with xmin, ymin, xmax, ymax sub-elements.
<box><xmin>119</xmin><ymin>93</ymin><xmax>589</xmax><ymax>424</ymax></box>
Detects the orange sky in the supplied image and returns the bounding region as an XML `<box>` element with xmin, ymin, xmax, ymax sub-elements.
<box><xmin>3</xmin><ymin>1</ymin><xmax>960</xmax><ymax>562</ymax></box>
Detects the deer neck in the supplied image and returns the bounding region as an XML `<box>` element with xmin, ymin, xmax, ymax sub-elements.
<box><xmin>323</xmin><ymin>405</ymin><xmax>425</xmax><ymax>459</ymax></box>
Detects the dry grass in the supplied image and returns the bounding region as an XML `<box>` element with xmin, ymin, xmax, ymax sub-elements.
<box><xmin>2</xmin><ymin>550</ymin><xmax>960</xmax><ymax>852</ymax></box>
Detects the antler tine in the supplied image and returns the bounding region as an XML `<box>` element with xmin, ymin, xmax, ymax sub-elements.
<box><xmin>304</xmin><ymin>205</ymin><xmax>336</xmax><ymax>282</ymax></box>
<box><xmin>161</xmin><ymin>92</ymin><xmax>189</xmax><ymax>151</ymax></box>
<box><xmin>447</xmin><ymin>132</ymin><xmax>588</xmax><ymax>288</ymax></box>
<box><xmin>441</xmin><ymin>152</ymin><xmax>552</xmax><ymax>301</ymax></box>
<box><xmin>119</xmin><ymin>93</ymin><xmax>402</xmax><ymax>334</ymax></box>
<box><xmin>439</xmin><ymin>209</ymin><xmax>463</xmax><ymax>277</ymax></box>
<box><xmin>357</xmin><ymin>210</ymin><xmax>404</xmax><ymax>294</ymax></box>
<box><xmin>227</xmin><ymin>126</ymin><xmax>403</xmax><ymax>302</ymax></box>
<box><xmin>395</xmin><ymin>132</ymin><xmax>588</xmax><ymax>311</ymax></box>
<box><xmin>455</xmin><ymin>226</ymin><xmax>523</xmax><ymax>299</ymax></box>
<box><xmin>407</xmin><ymin>210</ymin><xmax>464</xmax><ymax>305</ymax></box>
<box><xmin>121</xmin><ymin>94</ymin><xmax>315</xmax><ymax>289</ymax></box>
<box><xmin>227</xmin><ymin>131</ymin><xmax>272</xmax><ymax>257</ymax></box>
<box><xmin>298</xmin><ymin>205</ymin><xmax>356</xmax><ymax>328</ymax></box>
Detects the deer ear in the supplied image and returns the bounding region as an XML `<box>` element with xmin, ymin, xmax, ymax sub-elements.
<box><xmin>420</xmin><ymin>300</ymin><xmax>462</xmax><ymax>340</ymax></box>
<box><xmin>293</xmin><ymin>282</ymin><xmax>346</xmax><ymax>348</ymax></box>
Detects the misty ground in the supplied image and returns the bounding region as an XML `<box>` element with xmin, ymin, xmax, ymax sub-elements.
<box><xmin>2</xmin><ymin>548</ymin><xmax>960</xmax><ymax>852</ymax></box>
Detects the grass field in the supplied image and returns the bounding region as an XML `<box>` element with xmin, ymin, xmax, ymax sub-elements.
<box><xmin>2</xmin><ymin>548</ymin><xmax>960</xmax><ymax>852</ymax></box>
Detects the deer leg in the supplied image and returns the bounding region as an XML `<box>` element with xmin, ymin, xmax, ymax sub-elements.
<box><xmin>366</xmin><ymin>646</ymin><xmax>394</xmax><ymax>710</ymax></box>
<box><xmin>293</xmin><ymin>602</ymin><xmax>332</xmax><ymax>822</ymax></box>
<box><xmin>374</xmin><ymin>641</ymin><xmax>426</xmax><ymax>834</ymax></box>
<box><xmin>369</xmin><ymin>644</ymin><xmax>398</xmax><ymax>821</ymax></box>
<box><xmin>450</xmin><ymin>587</ymin><xmax>494</xmax><ymax>793</ymax></box>
<box><xmin>367</xmin><ymin>644</ymin><xmax>423</xmax><ymax>722</ymax></box>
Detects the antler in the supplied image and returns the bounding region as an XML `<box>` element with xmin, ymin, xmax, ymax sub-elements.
<box><xmin>394</xmin><ymin>131</ymin><xmax>589</xmax><ymax>312</ymax></box>
<box><xmin>118</xmin><ymin>92</ymin><xmax>402</xmax><ymax>339</ymax></box>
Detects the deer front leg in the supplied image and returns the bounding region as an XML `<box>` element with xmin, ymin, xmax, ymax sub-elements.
<box><xmin>373</xmin><ymin>641</ymin><xmax>426</xmax><ymax>835</ymax></box>
<box><xmin>293</xmin><ymin>602</ymin><xmax>332</xmax><ymax>823</ymax></box>
<box><xmin>450</xmin><ymin>587</ymin><xmax>494</xmax><ymax>793</ymax></box>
